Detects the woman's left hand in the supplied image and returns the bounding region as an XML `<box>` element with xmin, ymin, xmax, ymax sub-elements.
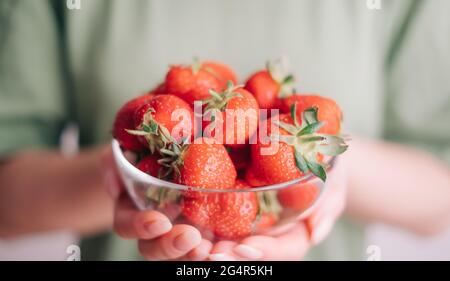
<box><xmin>198</xmin><ymin>157</ymin><xmax>349</xmax><ymax>261</ymax></box>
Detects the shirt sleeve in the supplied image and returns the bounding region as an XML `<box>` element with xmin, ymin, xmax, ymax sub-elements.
<box><xmin>0</xmin><ymin>0</ymin><xmax>69</xmax><ymax>156</ymax></box>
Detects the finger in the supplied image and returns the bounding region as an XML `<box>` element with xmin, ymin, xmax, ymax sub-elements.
<box><xmin>209</xmin><ymin>241</ymin><xmax>238</xmax><ymax>261</ymax></box>
<box><xmin>305</xmin><ymin>180</ymin><xmax>346</xmax><ymax>245</ymax></box>
<box><xmin>186</xmin><ymin>239</ymin><xmax>213</xmax><ymax>261</ymax></box>
<box><xmin>303</xmin><ymin>156</ymin><xmax>348</xmax><ymax>243</ymax></box>
<box><xmin>234</xmin><ymin>223</ymin><xmax>310</xmax><ymax>260</ymax></box>
<box><xmin>258</xmin><ymin>221</ymin><xmax>297</xmax><ymax>236</ymax></box>
<box><xmin>306</xmin><ymin>213</ymin><xmax>334</xmax><ymax>245</ymax></box>
<box><xmin>304</xmin><ymin>196</ymin><xmax>341</xmax><ymax>245</ymax></box>
<box><xmin>300</xmin><ymin>156</ymin><xmax>348</xmax><ymax>220</ymax></box>
<box><xmin>114</xmin><ymin>195</ymin><xmax>172</xmax><ymax>239</ymax></box>
<box><xmin>138</xmin><ymin>224</ymin><xmax>202</xmax><ymax>261</ymax></box>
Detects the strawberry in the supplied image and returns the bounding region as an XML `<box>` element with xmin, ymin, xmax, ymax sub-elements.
<box><xmin>277</xmin><ymin>183</ymin><xmax>319</xmax><ymax>211</ymax></box>
<box><xmin>181</xmin><ymin>192</ymin><xmax>218</xmax><ymax>230</ymax></box>
<box><xmin>113</xmin><ymin>94</ymin><xmax>153</xmax><ymax>152</ymax></box>
<box><xmin>129</xmin><ymin>94</ymin><xmax>194</xmax><ymax>153</ymax></box>
<box><xmin>281</xmin><ymin>95</ymin><xmax>342</xmax><ymax>135</ymax></box>
<box><xmin>249</xmin><ymin>104</ymin><xmax>348</xmax><ymax>183</ymax></box>
<box><xmin>245</xmin><ymin>60</ymin><xmax>295</xmax><ymax>110</ymax></box>
<box><xmin>212</xmin><ymin>184</ymin><xmax>258</xmax><ymax>239</ymax></box>
<box><xmin>182</xmin><ymin>180</ymin><xmax>258</xmax><ymax>239</ymax></box>
<box><xmin>161</xmin><ymin>138</ymin><xmax>237</xmax><ymax>189</ymax></box>
<box><xmin>136</xmin><ymin>154</ymin><xmax>161</xmax><ymax>177</ymax></box>
<box><xmin>202</xmin><ymin>61</ymin><xmax>238</xmax><ymax>89</ymax></box>
<box><xmin>202</xmin><ymin>82</ymin><xmax>259</xmax><ymax>147</ymax></box>
<box><xmin>165</xmin><ymin>62</ymin><xmax>221</xmax><ymax>105</ymax></box>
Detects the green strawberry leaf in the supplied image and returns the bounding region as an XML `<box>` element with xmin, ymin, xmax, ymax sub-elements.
<box><xmin>290</xmin><ymin>103</ymin><xmax>300</xmax><ymax>127</ymax></box>
<box><xmin>160</xmin><ymin>148</ymin><xmax>175</xmax><ymax>156</ymax></box>
<box><xmin>297</xmin><ymin>121</ymin><xmax>324</xmax><ymax>136</ymax></box>
<box><xmin>302</xmin><ymin>107</ymin><xmax>319</xmax><ymax>125</ymax></box>
<box><xmin>172</xmin><ymin>142</ymin><xmax>181</xmax><ymax>155</ymax></box>
<box><xmin>208</xmin><ymin>89</ymin><xmax>222</xmax><ymax>100</ymax></box>
<box><xmin>283</xmin><ymin>74</ymin><xmax>295</xmax><ymax>85</ymax></box>
<box><xmin>142</xmin><ymin>124</ymin><xmax>151</xmax><ymax>133</ymax></box>
<box><xmin>191</xmin><ymin>57</ymin><xmax>201</xmax><ymax>74</ymax></box>
<box><xmin>306</xmin><ymin>161</ymin><xmax>327</xmax><ymax>182</ymax></box>
<box><xmin>226</xmin><ymin>80</ymin><xmax>234</xmax><ymax>90</ymax></box>
<box><xmin>159</xmin><ymin>124</ymin><xmax>173</xmax><ymax>144</ymax></box>
<box><xmin>294</xmin><ymin>149</ymin><xmax>309</xmax><ymax>173</ymax></box>
<box><xmin>272</xmin><ymin>134</ymin><xmax>296</xmax><ymax>146</ymax></box>
<box><xmin>257</xmin><ymin>191</ymin><xmax>282</xmax><ymax>215</ymax></box>
<box><xmin>150</xmin><ymin>121</ymin><xmax>159</xmax><ymax>134</ymax></box>
<box><xmin>299</xmin><ymin>135</ymin><xmax>326</xmax><ymax>143</ymax></box>
<box><xmin>273</xmin><ymin>120</ymin><xmax>298</xmax><ymax>135</ymax></box>
<box><xmin>316</xmin><ymin>135</ymin><xmax>348</xmax><ymax>156</ymax></box>
<box><xmin>125</xmin><ymin>129</ymin><xmax>149</xmax><ymax>136</ymax></box>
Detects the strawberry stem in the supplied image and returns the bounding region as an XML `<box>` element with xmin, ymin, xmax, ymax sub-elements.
<box><xmin>191</xmin><ymin>57</ymin><xmax>201</xmax><ymax>74</ymax></box>
<box><xmin>273</xmin><ymin>104</ymin><xmax>348</xmax><ymax>182</ymax></box>
<box><xmin>204</xmin><ymin>81</ymin><xmax>243</xmax><ymax>112</ymax></box>
<box><xmin>256</xmin><ymin>191</ymin><xmax>282</xmax><ymax>216</ymax></box>
<box><xmin>266</xmin><ymin>59</ymin><xmax>296</xmax><ymax>98</ymax></box>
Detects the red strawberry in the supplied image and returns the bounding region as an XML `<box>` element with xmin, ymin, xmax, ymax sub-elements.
<box><xmin>213</xmin><ymin>183</ymin><xmax>258</xmax><ymax>239</ymax></box>
<box><xmin>136</xmin><ymin>155</ymin><xmax>161</xmax><ymax>177</ymax></box>
<box><xmin>202</xmin><ymin>61</ymin><xmax>238</xmax><ymax>89</ymax></box>
<box><xmin>130</xmin><ymin>94</ymin><xmax>194</xmax><ymax>153</ymax></box>
<box><xmin>249</xmin><ymin>114</ymin><xmax>302</xmax><ymax>184</ymax></box>
<box><xmin>165</xmin><ymin>63</ymin><xmax>221</xmax><ymax>105</ymax></box>
<box><xmin>167</xmin><ymin>138</ymin><xmax>237</xmax><ymax>189</ymax></box>
<box><xmin>113</xmin><ymin>95</ymin><xmax>153</xmax><ymax>152</ymax></box>
<box><xmin>245</xmin><ymin>60</ymin><xmax>295</xmax><ymax>110</ymax></box>
<box><xmin>277</xmin><ymin>183</ymin><xmax>319</xmax><ymax>211</ymax></box>
<box><xmin>281</xmin><ymin>95</ymin><xmax>342</xmax><ymax>135</ymax></box>
<box><xmin>202</xmin><ymin>83</ymin><xmax>259</xmax><ymax>147</ymax></box>
<box><xmin>249</xmin><ymin>104</ymin><xmax>348</xmax><ymax>183</ymax></box>
<box><xmin>182</xmin><ymin>180</ymin><xmax>258</xmax><ymax>239</ymax></box>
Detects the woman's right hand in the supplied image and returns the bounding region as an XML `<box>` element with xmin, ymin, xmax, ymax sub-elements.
<box><xmin>103</xmin><ymin>147</ymin><xmax>210</xmax><ymax>260</ymax></box>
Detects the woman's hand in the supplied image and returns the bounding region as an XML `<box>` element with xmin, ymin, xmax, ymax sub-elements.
<box><xmin>113</xmin><ymin>194</ymin><xmax>210</xmax><ymax>260</ymax></box>
<box><xmin>0</xmin><ymin>147</ymin><xmax>114</xmax><ymax>238</ymax></box>
<box><xmin>208</xmin><ymin>156</ymin><xmax>348</xmax><ymax>261</ymax></box>
<box><xmin>107</xmin><ymin>146</ymin><xmax>348</xmax><ymax>261</ymax></box>
<box><xmin>104</xmin><ymin>147</ymin><xmax>209</xmax><ymax>260</ymax></box>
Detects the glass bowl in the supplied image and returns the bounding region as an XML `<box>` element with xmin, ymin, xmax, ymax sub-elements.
<box><xmin>111</xmin><ymin>139</ymin><xmax>335</xmax><ymax>241</ymax></box>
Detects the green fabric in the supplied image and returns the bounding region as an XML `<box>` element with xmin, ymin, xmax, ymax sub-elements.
<box><xmin>383</xmin><ymin>0</ymin><xmax>450</xmax><ymax>165</ymax></box>
<box><xmin>0</xmin><ymin>0</ymin><xmax>68</xmax><ymax>156</ymax></box>
<box><xmin>1</xmin><ymin>0</ymin><xmax>449</xmax><ymax>260</ymax></box>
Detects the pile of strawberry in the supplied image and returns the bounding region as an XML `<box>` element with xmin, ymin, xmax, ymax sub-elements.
<box><xmin>113</xmin><ymin>59</ymin><xmax>348</xmax><ymax>239</ymax></box>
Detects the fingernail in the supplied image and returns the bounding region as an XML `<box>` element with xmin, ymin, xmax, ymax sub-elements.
<box><xmin>144</xmin><ymin>219</ymin><xmax>172</xmax><ymax>237</ymax></box>
<box><xmin>209</xmin><ymin>253</ymin><xmax>236</xmax><ymax>261</ymax></box>
<box><xmin>234</xmin><ymin>244</ymin><xmax>263</xmax><ymax>259</ymax></box>
<box><xmin>104</xmin><ymin>171</ymin><xmax>119</xmax><ymax>199</ymax></box>
<box><xmin>173</xmin><ymin>231</ymin><xmax>201</xmax><ymax>251</ymax></box>
<box><xmin>311</xmin><ymin>218</ymin><xmax>333</xmax><ymax>245</ymax></box>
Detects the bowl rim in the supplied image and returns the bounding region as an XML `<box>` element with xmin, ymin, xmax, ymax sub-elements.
<box><xmin>111</xmin><ymin>139</ymin><xmax>335</xmax><ymax>193</ymax></box>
